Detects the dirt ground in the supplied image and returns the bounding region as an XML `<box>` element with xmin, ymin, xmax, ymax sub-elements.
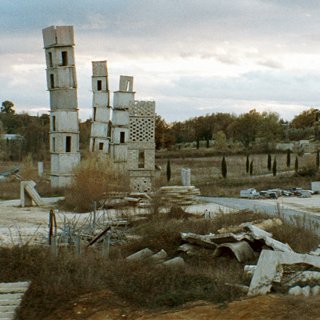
<box><xmin>44</xmin><ymin>291</ymin><xmax>320</xmax><ymax>320</ymax></box>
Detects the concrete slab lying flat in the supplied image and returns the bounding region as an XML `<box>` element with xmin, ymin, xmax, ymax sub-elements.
<box><xmin>0</xmin><ymin>281</ymin><xmax>30</xmax><ymax>320</ymax></box>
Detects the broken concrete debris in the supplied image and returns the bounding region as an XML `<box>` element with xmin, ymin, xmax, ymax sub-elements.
<box><xmin>240</xmin><ymin>187</ymin><xmax>316</xmax><ymax>199</ymax></box>
<box><xmin>150</xmin><ymin>249</ymin><xmax>168</xmax><ymax>263</ymax></box>
<box><xmin>180</xmin><ymin>223</ymin><xmax>294</xmax><ymax>263</ymax></box>
<box><xmin>159</xmin><ymin>186</ymin><xmax>201</xmax><ymax>206</ymax></box>
<box><xmin>125</xmin><ymin>248</ymin><xmax>181</xmax><ymax>267</ymax></box>
<box><xmin>217</xmin><ymin>218</ymin><xmax>282</xmax><ymax>234</ymax></box>
<box><xmin>248</xmin><ymin>250</ymin><xmax>320</xmax><ymax>296</ymax></box>
<box><xmin>242</xmin><ymin>224</ymin><xmax>293</xmax><ymax>252</ymax></box>
<box><xmin>213</xmin><ymin>241</ymin><xmax>256</xmax><ymax>263</ymax></box>
<box><xmin>163</xmin><ymin>257</ymin><xmax>185</xmax><ymax>268</ymax></box>
<box><xmin>126</xmin><ymin>248</ymin><xmax>154</xmax><ymax>261</ymax></box>
<box><xmin>20</xmin><ymin>180</ymin><xmax>44</xmax><ymax>207</ymax></box>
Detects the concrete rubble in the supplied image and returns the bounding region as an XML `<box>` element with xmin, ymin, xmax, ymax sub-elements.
<box><xmin>240</xmin><ymin>187</ymin><xmax>316</xmax><ymax>199</ymax></box>
<box><xmin>213</xmin><ymin>241</ymin><xmax>256</xmax><ymax>263</ymax></box>
<box><xmin>242</xmin><ymin>224</ymin><xmax>293</xmax><ymax>252</ymax></box>
<box><xmin>126</xmin><ymin>248</ymin><xmax>154</xmax><ymax>261</ymax></box>
<box><xmin>0</xmin><ymin>281</ymin><xmax>30</xmax><ymax>320</ymax></box>
<box><xmin>248</xmin><ymin>250</ymin><xmax>320</xmax><ymax>296</ymax></box>
<box><xmin>217</xmin><ymin>218</ymin><xmax>282</xmax><ymax>234</ymax></box>
<box><xmin>125</xmin><ymin>248</ymin><xmax>182</xmax><ymax>267</ymax></box>
<box><xmin>159</xmin><ymin>186</ymin><xmax>201</xmax><ymax>206</ymax></box>
<box><xmin>20</xmin><ymin>180</ymin><xmax>44</xmax><ymax>207</ymax></box>
<box><xmin>180</xmin><ymin>223</ymin><xmax>293</xmax><ymax>263</ymax></box>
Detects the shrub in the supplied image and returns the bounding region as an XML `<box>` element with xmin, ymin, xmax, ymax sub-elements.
<box><xmin>166</xmin><ymin>159</ymin><xmax>171</xmax><ymax>182</ymax></box>
<box><xmin>64</xmin><ymin>155</ymin><xmax>129</xmax><ymax>212</ymax></box>
<box><xmin>295</xmin><ymin>156</ymin><xmax>299</xmax><ymax>173</ymax></box>
<box><xmin>272</xmin><ymin>157</ymin><xmax>277</xmax><ymax>176</ymax></box>
<box><xmin>286</xmin><ymin>149</ymin><xmax>291</xmax><ymax>168</ymax></box>
<box><xmin>221</xmin><ymin>156</ymin><xmax>227</xmax><ymax>178</ymax></box>
<box><xmin>246</xmin><ymin>155</ymin><xmax>249</xmax><ymax>173</ymax></box>
<box><xmin>250</xmin><ymin>160</ymin><xmax>253</xmax><ymax>176</ymax></box>
<box><xmin>267</xmin><ymin>153</ymin><xmax>272</xmax><ymax>171</ymax></box>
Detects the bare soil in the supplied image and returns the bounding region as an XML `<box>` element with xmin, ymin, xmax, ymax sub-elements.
<box><xmin>44</xmin><ymin>292</ymin><xmax>320</xmax><ymax>320</ymax></box>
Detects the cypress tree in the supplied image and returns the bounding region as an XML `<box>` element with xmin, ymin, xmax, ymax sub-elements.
<box><xmin>250</xmin><ymin>160</ymin><xmax>254</xmax><ymax>176</ymax></box>
<box><xmin>246</xmin><ymin>155</ymin><xmax>249</xmax><ymax>174</ymax></box>
<box><xmin>286</xmin><ymin>149</ymin><xmax>291</xmax><ymax>168</ymax></box>
<box><xmin>221</xmin><ymin>156</ymin><xmax>227</xmax><ymax>178</ymax></box>
<box><xmin>272</xmin><ymin>157</ymin><xmax>277</xmax><ymax>176</ymax></box>
<box><xmin>166</xmin><ymin>159</ymin><xmax>171</xmax><ymax>182</ymax></box>
<box><xmin>317</xmin><ymin>150</ymin><xmax>320</xmax><ymax>169</ymax></box>
<box><xmin>267</xmin><ymin>154</ymin><xmax>272</xmax><ymax>171</ymax></box>
<box><xmin>196</xmin><ymin>138</ymin><xmax>200</xmax><ymax>149</ymax></box>
<box><xmin>295</xmin><ymin>156</ymin><xmax>299</xmax><ymax>173</ymax></box>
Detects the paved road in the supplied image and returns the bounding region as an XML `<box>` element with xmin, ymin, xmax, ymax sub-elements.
<box><xmin>200</xmin><ymin>196</ymin><xmax>320</xmax><ymax>235</ymax></box>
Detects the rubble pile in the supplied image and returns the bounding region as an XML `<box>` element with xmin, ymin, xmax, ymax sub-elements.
<box><xmin>158</xmin><ymin>186</ymin><xmax>201</xmax><ymax>206</ymax></box>
<box><xmin>125</xmin><ymin>215</ymin><xmax>320</xmax><ymax>298</ymax></box>
<box><xmin>240</xmin><ymin>187</ymin><xmax>316</xmax><ymax>199</ymax></box>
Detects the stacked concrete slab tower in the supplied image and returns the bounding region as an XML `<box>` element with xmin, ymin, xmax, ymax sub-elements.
<box><xmin>111</xmin><ymin>76</ymin><xmax>135</xmax><ymax>163</ymax></box>
<box><xmin>128</xmin><ymin>101</ymin><xmax>156</xmax><ymax>192</ymax></box>
<box><xmin>42</xmin><ymin>26</ymin><xmax>80</xmax><ymax>188</ymax></box>
<box><xmin>90</xmin><ymin>61</ymin><xmax>112</xmax><ymax>154</ymax></box>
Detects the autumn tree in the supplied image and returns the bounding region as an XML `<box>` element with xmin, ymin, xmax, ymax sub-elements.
<box><xmin>291</xmin><ymin>108</ymin><xmax>319</xmax><ymax>129</ymax></box>
<box><xmin>231</xmin><ymin>109</ymin><xmax>261</xmax><ymax>148</ymax></box>
<box><xmin>155</xmin><ymin>115</ymin><xmax>175</xmax><ymax>149</ymax></box>
<box><xmin>1</xmin><ymin>100</ymin><xmax>15</xmax><ymax>114</ymax></box>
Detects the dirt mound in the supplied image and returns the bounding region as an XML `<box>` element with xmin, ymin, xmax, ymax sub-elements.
<box><xmin>45</xmin><ymin>293</ymin><xmax>320</xmax><ymax>320</ymax></box>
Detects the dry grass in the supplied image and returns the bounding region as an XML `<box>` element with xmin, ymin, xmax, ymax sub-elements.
<box><xmin>64</xmin><ymin>155</ymin><xmax>130</xmax><ymax>212</ymax></box>
<box><xmin>199</xmin><ymin>175</ymin><xmax>313</xmax><ymax>197</ymax></box>
<box><xmin>0</xmin><ymin>209</ymin><xmax>319</xmax><ymax>319</ymax></box>
<box><xmin>270</xmin><ymin>223</ymin><xmax>320</xmax><ymax>253</ymax></box>
<box><xmin>156</xmin><ymin>153</ymin><xmax>318</xmax><ymax>188</ymax></box>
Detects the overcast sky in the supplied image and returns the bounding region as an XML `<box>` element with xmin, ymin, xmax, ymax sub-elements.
<box><xmin>1</xmin><ymin>0</ymin><xmax>320</xmax><ymax>122</ymax></box>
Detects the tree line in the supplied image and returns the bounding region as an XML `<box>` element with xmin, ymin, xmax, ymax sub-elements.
<box><xmin>1</xmin><ymin>99</ymin><xmax>320</xmax><ymax>160</ymax></box>
<box><xmin>156</xmin><ymin>108</ymin><xmax>320</xmax><ymax>150</ymax></box>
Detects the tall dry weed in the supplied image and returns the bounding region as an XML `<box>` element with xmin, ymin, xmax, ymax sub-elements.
<box><xmin>64</xmin><ymin>155</ymin><xmax>129</xmax><ymax>212</ymax></box>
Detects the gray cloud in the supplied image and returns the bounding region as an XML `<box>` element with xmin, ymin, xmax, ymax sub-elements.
<box><xmin>2</xmin><ymin>0</ymin><xmax>320</xmax><ymax>122</ymax></box>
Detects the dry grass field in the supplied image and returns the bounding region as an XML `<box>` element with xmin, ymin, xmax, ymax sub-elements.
<box><xmin>155</xmin><ymin>152</ymin><xmax>318</xmax><ymax>196</ymax></box>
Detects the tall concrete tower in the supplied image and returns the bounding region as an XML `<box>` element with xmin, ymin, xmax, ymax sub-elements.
<box><xmin>89</xmin><ymin>61</ymin><xmax>111</xmax><ymax>154</ymax></box>
<box><xmin>128</xmin><ymin>101</ymin><xmax>155</xmax><ymax>192</ymax></box>
<box><xmin>42</xmin><ymin>26</ymin><xmax>80</xmax><ymax>188</ymax></box>
<box><xmin>111</xmin><ymin>76</ymin><xmax>135</xmax><ymax>163</ymax></box>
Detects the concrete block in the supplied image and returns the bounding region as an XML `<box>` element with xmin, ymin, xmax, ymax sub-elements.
<box><xmin>181</xmin><ymin>168</ymin><xmax>191</xmax><ymax>186</ymax></box>
<box><xmin>289</xmin><ymin>286</ymin><xmax>302</xmax><ymax>295</ymax></box>
<box><xmin>163</xmin><ymin>257</ymin><xmax>185</xmax><ymax>268</ymax></box>
<box><xmin>126</xmin><ymin>248</ymin><xmax>154</xmax><ymax>261</ymax></box>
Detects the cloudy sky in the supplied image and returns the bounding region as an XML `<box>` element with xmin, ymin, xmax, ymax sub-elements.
<box><xmin>1</xmin><ymin>0</ymin><xmax>320</xmax><ymax>122</ymax></box>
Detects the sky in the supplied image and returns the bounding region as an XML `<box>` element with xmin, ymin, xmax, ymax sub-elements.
<box><xmin>1</xmin><ymin>0</ymin><xmax>320</xmax><ymax>123</ymax></box>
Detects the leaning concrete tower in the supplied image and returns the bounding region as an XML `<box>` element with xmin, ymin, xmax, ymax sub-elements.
<box><xmin>42</xmin><ymin>26</ymin><xmax>80</xmax><ymax>188</ymax></box>
<box><xmin>111</xmin><ymin>76</ymin><xmax>135</xmax><ymax>163</ymax></box>
<box><xmin>89</xmin><ymin>61</ymin><xmax>111</xmax><ymax>154</ymax></box>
